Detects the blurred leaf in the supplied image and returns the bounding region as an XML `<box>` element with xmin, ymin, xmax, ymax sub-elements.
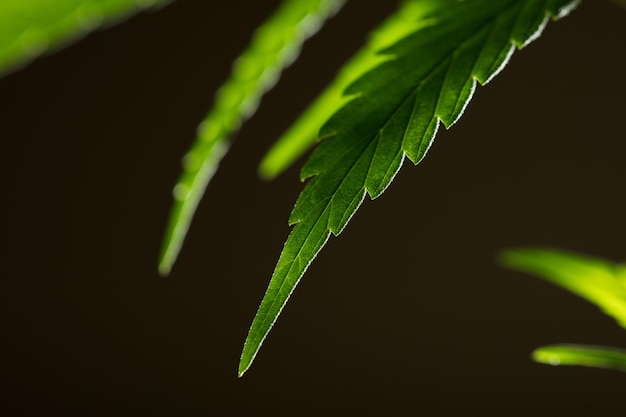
<box><xmin>158</xmin><ymin>0</ymin><xmax>346</xmax><ymax>276</ymax></box>
<box><xmin>239</xmin><ymin>0</ymin><xmax>579</xmax><ymax>377</ymax></box>
<box><xmin>502</xmin><ymin>247</ymin><xmax>626</xmax><ymax>372</ymax></box>
<box><xmin>0</xmin><ymin>0</ymin><xmax>172</xmax><ymax>77</ymax></box>
<box><xmin>501</xmin><ymin>248</ymin><xmax>626</xmax><ymax>328</ymax></box>
<box><xmin>533</xmin><ymin>344</ymin><xmax>626</xmax><ymax>372</ymax></box>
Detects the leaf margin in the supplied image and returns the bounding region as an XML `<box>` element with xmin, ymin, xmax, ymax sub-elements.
<box><xmin>240</xmin><ymin>0</ymin><xmax>581</xmax><ymax>376</ymax></box>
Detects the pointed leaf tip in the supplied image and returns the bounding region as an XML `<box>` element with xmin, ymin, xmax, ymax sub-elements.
<box><xmin>243</xmin><ymin>0</ymin><xmax>579</xmax><ymax>373</ymax></box>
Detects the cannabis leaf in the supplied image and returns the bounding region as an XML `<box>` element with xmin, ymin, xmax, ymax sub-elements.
<box><xmin>0</xmin><ymin>0</ymin><xmax>171</xmax><ymax>77</ymax></box>
<box><xmin>158</xmin><ymin>0</ymin><xmax>345</xmax><ymax>275</ymax></box>
<box><xmin>258</xmin><ymin>0</ymin><xmax>440</xmax><ymax>179</ymax></box>
<box><xmin>533</xmin><ymin>344</ymin><xmax>626</xmax><ymax>372</ymax></box>
<box><xmin>502</xmin><ymin>247</ymin><xmax>626</xmax><ymax>372</ymax></box>
<box><xmin>502</xmin><ymin>248</ymin><xmax>626</xmax><ymax>327</ymax></box>
<box><xmin>239</xmin><ymin>0</ymin><xmax>580</xmax><ymax>376</ymax></box>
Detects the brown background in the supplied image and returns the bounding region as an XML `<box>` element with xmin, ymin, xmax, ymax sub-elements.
<box><xmin>1</xmin><ymin>0</ymin><xmax>626</xmax><ymax>415</ymax></box>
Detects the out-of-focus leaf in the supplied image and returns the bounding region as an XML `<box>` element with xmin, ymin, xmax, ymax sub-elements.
<box><xmin>158</xmin><ymin>0</ymin><xmax>345</xmax><ymax>276</ymax></box>
<box><xmin>501</xmin><ymin>248</ymin><xmax>626</xmax><ymax>328</ymax></box>
<box><xmin>0</xmin><ymin>0</ymin><xmax>171</xmax><ymax>77</ymax></box>
<box><xmin>502</xmin><ymin>247</ymin><xmax>626</xmax><ymax>373</ymax></box>
<box><xmin>533</xmin><ymin>344</ymin><xmax>626</xmax><ymax>372</ymax></box>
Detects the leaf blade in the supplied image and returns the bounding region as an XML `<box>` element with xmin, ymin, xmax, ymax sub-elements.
<box><xmin>532</xmin><ymin>344</ymin><xmax>626</xmax><ymax>372</ymax></box>
<box><xmin>240</xmin><ymin>0</ymin><xmax>579</xmax><ymax>376</ymax></box>
<box><xmin>258</xmin><ymin>1</ymin><xmax>440</xmax><ymax>179</ymax></box>
<box><xmin>0</xmin><ymin>0</ymin><xmax>172</xmax><ymax>77</ymax></box>
<box><xmin>158</xmin><ymin>0</ymin><xmax>346</xmax><ymax>275</ymax></box>
<box><xmin>501</xmin><ymin>247</ymin><xmax>626</xmax><ymax>328</ymax></box>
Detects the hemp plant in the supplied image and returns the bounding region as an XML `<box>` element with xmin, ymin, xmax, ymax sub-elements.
<box><xmin>5</xmin><ymin>0</ymin><xmax>623</xmax><ymax>377</ymax></box>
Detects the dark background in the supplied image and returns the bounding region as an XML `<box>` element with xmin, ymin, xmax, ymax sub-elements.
<box><xmin>1</xmin><ymin>0</ymin><xmax>625</xmax><ymax>415</ymax></box>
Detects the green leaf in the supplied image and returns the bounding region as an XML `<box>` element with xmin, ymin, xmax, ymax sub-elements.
<box><xmin>0</xmin><ymin>0</ymin><xmax>172</xmax><ymax>77</ymax></box>
<box><xmin>502</xmin><ymin>248</ymin><xmax>626</xmax><ymax>372</ymax></box>
<box><xmin>258</xmin><ymin>1</ymin><xmax>441</xmax><ymax>180</ymax></box>
<box><xmin>532</xmin><ymin>344</ymin><xmax>626</xmax><ymax>372</ymax></box>
<box><xmin>500</xmin><ymin>248</ymin><xmax>626</xmax><ymax>328</ymax></box>
<box><xmin>158</xmin><ymin>0</ymin><xmax>346</xmax><ymax>276</ymax></box>
<box><xmin>240</xmin><ymin>0</ymin><xmax>580</xmax><ymax>376</ymax></box>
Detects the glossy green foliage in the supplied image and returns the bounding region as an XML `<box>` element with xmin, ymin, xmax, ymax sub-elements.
<box><xmin>502</xmin><ymin>247</ymin><xmax>626</xmax><ymax>372</ymax></box>
<box><xmin>0</xmin><ymin>0</ymin><xmax>171</xmax><ymax>77</ymax></box>
<box><xmin>158</xmin><ymin>0</ymin><xmax>346</xmax><ymax>275</ymax></box>
<box><xmin>239</xmin><ymin>0</ymin><xmax>580</xmax><ymax>376</ymax></box>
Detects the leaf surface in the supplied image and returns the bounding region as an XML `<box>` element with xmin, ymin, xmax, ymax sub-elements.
<box><xmin>0</xmin><ymin>0</ymin><xmax>171</xmax><ymax>77</ymax></box>
<box><xmin>501</xmin><ymin>248</ymin><xmax>626</xmax><ymax>328</ymax></box>
<box><xmin>158</xmin><ymin>0</ymin><xmax>345</xmax><ymax>275</ymax></box>
<box><xmin>240</xmin><ymin>0</ymin><xmax>580</xmax><ymax>376</ymax></box>
<box><xmin>258</xmin><ymin>1</ymin><xmax>439</xmax><ymax>179</ymax></box>
<box><xmin>532</xmin><ymin>344</ymin><xmax>626</xmax><ymax>372</ymax></box>
<box><xmin>502</xmin><ymin>247</ymin><xmax>626</xmax><ymax>372</ymax></box>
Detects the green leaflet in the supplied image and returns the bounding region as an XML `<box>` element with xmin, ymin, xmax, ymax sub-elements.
<box><xmin>533</xmin><ymin>345</ymin><xmax>626</xmax><ymax>373</ymax></box>
<box><xmin>239</xmin><ymin>0</ymin><xmax>580</xmax><ymax>376</ymax></box>
<box><xmin>501</xmin><ymin>248</ymin><xmax>626</xmax><ymax>328</ymax></box>
<box><xmin>158</xmin><ymin>0</ymin><xmax>346</xmax><ymax>276</ymax></box>
<box><xmin>0</xmin><ymin>0</ymin><xmax>172</xmax><ymax>77</ymax></box>
<box><xmin>502</xmin><ymin>247</ymin><xmax>626</xmax><ymax>372</ymax></box>
<box><xmin>258</xmin><ymin>1</ymin><xmax>439</xmax><ymax>180</ymax></box>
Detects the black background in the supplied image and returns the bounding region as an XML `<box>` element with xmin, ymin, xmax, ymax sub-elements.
<box><xmin>1</xmin><ymin>0</ymin><xmax>626</xmax><ymax>415</ymax></box>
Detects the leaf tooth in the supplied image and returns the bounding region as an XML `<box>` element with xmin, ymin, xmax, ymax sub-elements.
<box><xmin>511</xmin><ymin>0</ymin><xmax>579</xmax><ymax>50</ymax></box>
<box><xmin>326</xmin><ymin>138</ymin><xmax>378</xmax><ymax>234</ymax></box>
<box><xmin>436</xmin><ymin>25</ymin><xmax>491</xmax><ymax>128</ymax></box>
<box><xmin>332</xmin><ymin>189</ymin><xmax>367</xmax><ymax>235</ymax></box>
<box><xmin>471</xmin><ymin>5</ymin><xmax>519</xmax><ymax>85</ymax></box>
<box><xmin>475</xmin><ymin>0</ymin><xmax>575</xmax><ymax>88</ymax></box>
<box><xmin>546</xmin><ymin>0</ymin><xmax>581</xmax><ymax>19</ymax></box>
<box><xmin>258</xmin><ymin>1</ymin><xmax>436</xmax><ymax>181</ymax></box>
<box><xmin>401</xmin><ymin>63</ymin><xmax>447</xmax><ymax>164</ymax></box>
<box><xmin>291</xmin><ymin>132</ymin><xmax>373</xmax><ymax>223</ymax></box>
<box><xmin>510</xmin><ymin>0</ymin><xmax>550</xmax><ymax>48</ymax></box>
<box><xmin>365</xmin><ymin>101</ymin><xmax>412</xmax><ymax>197</ymax></box>
<box><xmin>367</xmin><ymin>151</ymin><xmax>405</xmax><ymax>200</ymax></box>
